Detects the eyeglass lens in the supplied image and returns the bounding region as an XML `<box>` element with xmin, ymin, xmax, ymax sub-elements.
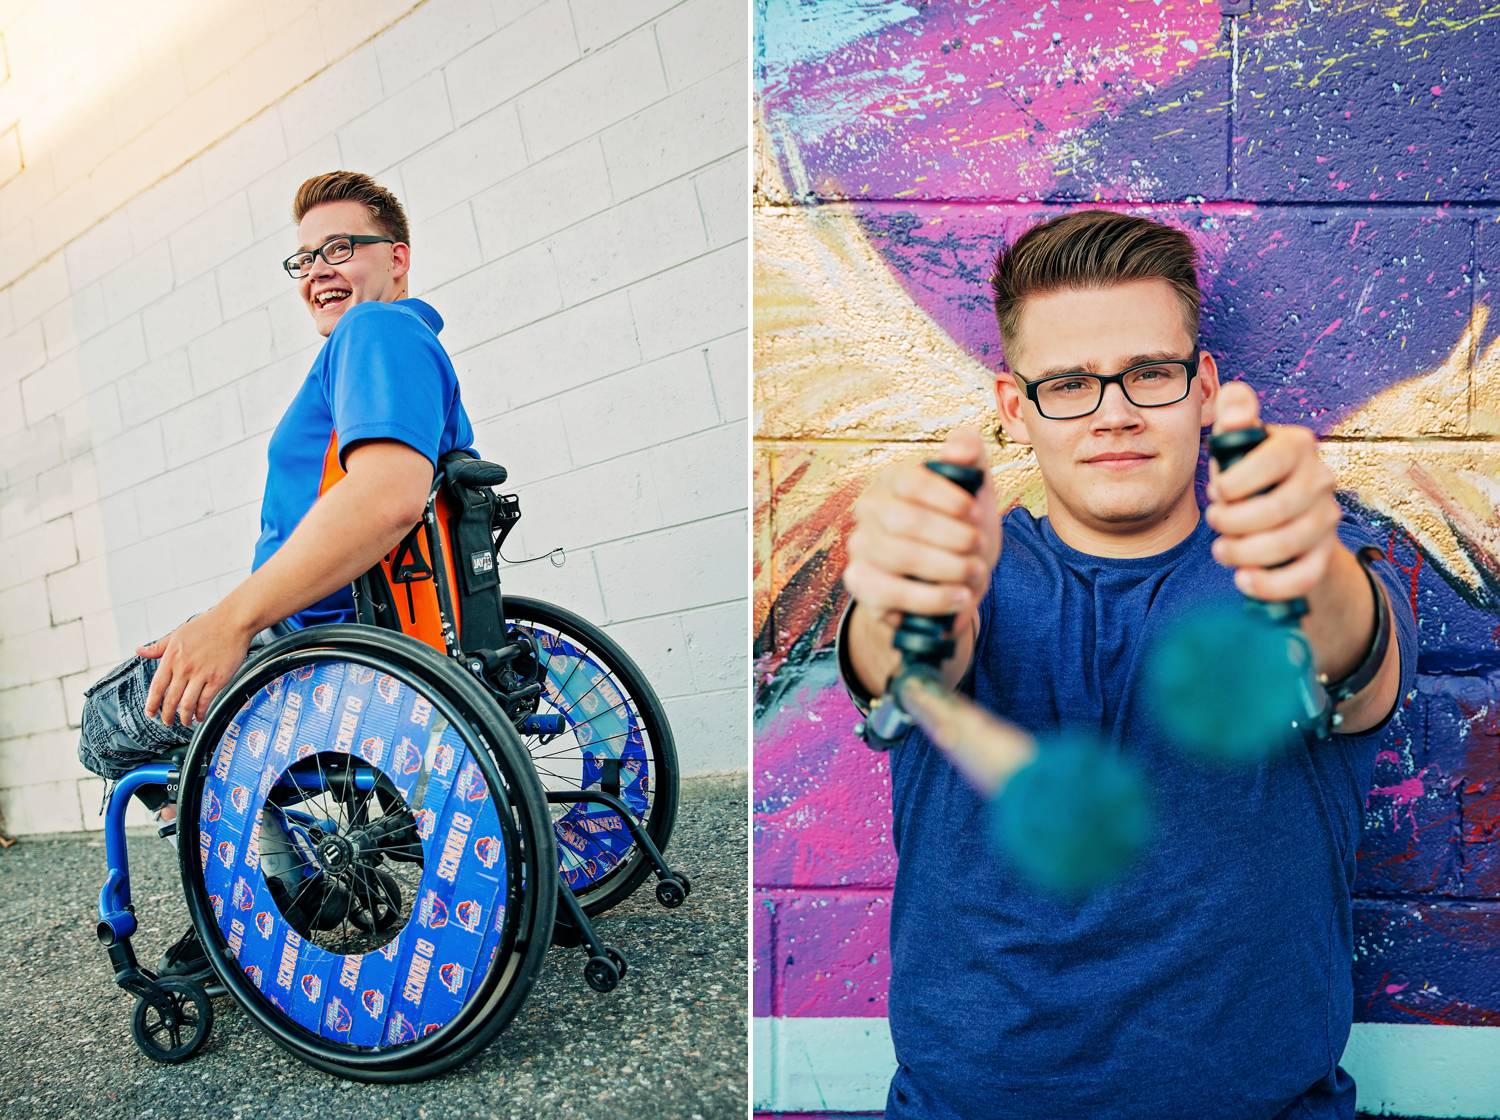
<box><xmin>1036</xmin><ymin>364</ymin><xmax>1189</xmax><ymax>419</ymax></box>
<box><xmin>286</xmin><ymin>237</ymin><xmax>356</xmax><ymax>277</ymax></box>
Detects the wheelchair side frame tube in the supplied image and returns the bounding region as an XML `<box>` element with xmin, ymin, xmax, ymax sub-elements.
<box><xmin>97</xmin><ymin>762</ymin><xmax>175</xmax><ymax>945</ymax></box>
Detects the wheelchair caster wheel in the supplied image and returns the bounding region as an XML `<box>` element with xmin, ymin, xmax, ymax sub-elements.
<box><xmin>584</xmin><ymin>954</ymin><xmax>621</xmax><ymax>993</ymax></box>
<box><xmin>607</xmin><ymin>947</ymin><xmax>628</xmax><ymax>980</ymax></box>
<box><xmin>132</xmin><ymin>977</ymin><xmax>213</xmax><ymax>1063</ymax></box>
<box><xmin>655</xmin><ymin>875</ymin><xmax>688</xmax><ymax>908</ymax></box>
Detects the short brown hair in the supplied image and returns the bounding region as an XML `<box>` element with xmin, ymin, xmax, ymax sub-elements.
<box><xmin>989</xmin><ymin>209</ymin><xmax>1200</xmax><ymax>367</ymax></box>
<box><xmin>292</xmin><ymin>171</ymin><xmax>410</xmax><ymax>246</ymax></box>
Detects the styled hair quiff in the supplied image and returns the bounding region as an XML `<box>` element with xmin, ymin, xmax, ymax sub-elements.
<box><xmin>292</xmin><ymin>171</ymin><xmax>411</xmax><ymax>246</ymax></box>
<box><xmin>989</xmin><ymin>209</ymin><xmax>1200</xmax><ymax>368</ymax></box>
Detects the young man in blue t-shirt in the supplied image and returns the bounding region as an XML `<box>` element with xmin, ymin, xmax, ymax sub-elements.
<box><xmin>839</xmin><ymin>210</ymin><xmax>1414</xmax><ymax>1119</ymax></box>
<box><xmin>78</xmin><ymin>171</ymin><xmax>476</xmax><ymax>974</ymax></box>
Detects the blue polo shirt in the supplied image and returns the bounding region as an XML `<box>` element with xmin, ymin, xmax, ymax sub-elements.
<box><xmin>251</xmin><ymin>298</ymin><xmax>476</xmax><ymax>630</ymax></box>
<box><xmin>884</xmin><ymin>508</ymin><xmax>1417</xmax><ymax>1120</ymax></box>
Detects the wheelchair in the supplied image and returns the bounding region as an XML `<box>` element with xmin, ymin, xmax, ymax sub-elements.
<box><xmin>93</xmin><ymin>451</ymin><xmax>690</xmax><ymax>1081</ymax></box>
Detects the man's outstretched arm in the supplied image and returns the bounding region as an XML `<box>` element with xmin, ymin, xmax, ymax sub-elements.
<box><xmin>141</xmin><ymin>439</ymin><xmax>434</xmax><ymax>728</ymax></box>
<box><xmin>1206</xmin><ymin>383</ymin><xmax>1405</xmax><ymax>735</ymax></box>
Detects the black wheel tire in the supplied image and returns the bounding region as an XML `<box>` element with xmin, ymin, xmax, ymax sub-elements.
<box><xmin>502</xmin><ymin>596</ymin><xmax>680</xmax><ymax>920</ymax></box>
<box><xmin>177</xmin><ymin>624</ymin><xmax>558</xmax><ymax>1083</ymax></box>
<box><xmin>605</xmin><ymin>947</ymin><xmax>628</xmax><ymax>981</ymax></box>
<box><xmin>583</xmin><ymin>955</ymin><xmax>620</xmax><ymax>994</ymax></box>
<box><xmin>655</xmin><ymin>876</ymin><xmax>686</xmax><ymax>909</ymax></box>
<box><xmin>132</xmin><ymin>978</ymin><xmax>213</xmax><ymax>1064</ymax></box>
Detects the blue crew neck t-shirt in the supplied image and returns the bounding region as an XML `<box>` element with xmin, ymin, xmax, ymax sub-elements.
<box><xmin>251</xmin><ymin>298</ymin><xmax>476</xmax><ymax>630</ymax></box>
<box><xmin>885</xmin><ymin>508</ymin><xmax>1416</xmax><ymax>1120</ymax></box>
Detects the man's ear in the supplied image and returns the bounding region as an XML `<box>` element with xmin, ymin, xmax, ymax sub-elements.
<box><xmin>995</xmin><ymin>371</ymin><xmax>1032</xmax><ymax>446</ymax></box>
<box><xmin>1196</xmin><ymin>350</ymin><xmax>1221</xmax><ymax>429</ymax></box>
<box><xmin>390</xmin><ymin>241</ymin><xmax>411</xmax><ymax>284</ymax></box>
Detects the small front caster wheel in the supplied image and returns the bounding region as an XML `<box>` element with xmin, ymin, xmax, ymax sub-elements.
<box><xmin>606</xmin><ymin>947</ymin><xmax>628</xmax><ymax>981</ymax></box>
<box><xmin>584</xmin><ymin>954</ymin><xmax>620</xmax><ymax>993</ymax></box>
<box><xmin>132</xmin><ymin>977</ymin><xmax>214</xmax><ymax>1063</ymax></box>
<box><xmin>656</xmin><ymin>875</ymin><xmax>687</xmax><ymax>909</ymax></box>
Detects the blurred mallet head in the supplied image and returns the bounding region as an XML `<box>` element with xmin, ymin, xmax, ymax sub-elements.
<box><xmin>989</xmin><ymin>732</ymin><xmax>1155</xmax><ymax>899</ymax></box>
<box><xmin>1145</xmin><ymin>602</ymin><xmax>1306</xmax><ymax>764</ymax></box>
<box><xmin>898</xmin><ymin>679</ymin><xmax>1153</xmax><ymax>897</ymax></box>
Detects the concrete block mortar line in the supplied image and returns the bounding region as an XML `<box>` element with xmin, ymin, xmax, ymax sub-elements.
<box><xmin>1466</xmin><ymin>218</ymin><xmax>1478</xmax><ymax>435</ymax></box>
<box><xmin>752</xmin><ymin>196</ymin><xmax>1500</xmax><ymax>217</ymax></box>
<box><xmin>451</xmin><ymin>322</ymin><xmax>743</xmax><ymax>413</ymax></box>
<box><xmin>0</xmin><ymin>1</ymin><xmax>427</xmax><ymax>302</ymax></box>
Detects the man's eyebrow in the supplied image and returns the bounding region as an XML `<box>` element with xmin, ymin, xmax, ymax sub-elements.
<box><xmin>293</xmin><ymin>232</ymin><xmax>356</xmax><ymax>252</ymax></box>
<box><xmin>1035</xmin><ymin>351</ymin><xmax>1186</xmax><ymax>378</ymax></box>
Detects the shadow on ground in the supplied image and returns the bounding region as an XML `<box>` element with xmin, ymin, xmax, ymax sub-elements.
<box><xmin>0</xmin><ymin>774</ymin><xmax>746</xmax><ymax>1119</ymax></box>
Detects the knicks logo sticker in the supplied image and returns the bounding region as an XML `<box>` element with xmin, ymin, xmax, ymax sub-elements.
<box><xmin>414</xmin><ymin>808</ymin><xmax>436</xmax><ymax>840</ymax></box>
<box><xmin>420</xmin><ymin>890</ymin><xmax>449</xmax><ymax>929</ymax></box>
<box><xmin>246</xmin><ymin>728</ymin><xmax>268</xmax><ymax>758</ymax></box>
<box><xmin>379</xmin><ymin>939</ymin><xmax>400</xmax><ymax>962</ymax></box>
<box><xmin>429</xmin><ymin>743</ymin><xmax>455</xmax><ymax>777</ymax></box>
<box><xmin>312</xmin><ymin>683</ymin><xmax>334</xmax><ymax>713</ymax></box>
<box><xmin>203</xmin><ymin>791</ymin><xmax>222</xmax><ymax>822</ymax></box>
<box><xmin>229</xmin><ymin>785</ymin><xmax>250</xmax><ymax>813</ymax></box>
<box><xmin>362</xmin><ymin>989</ymin><xmax>385</xmax><ymax>1018</ymax></box>
<box><xmin>295</xmin><ymin>665</ymin><xmax>315</xmax><ymax>681</ymax></box>
<box><xmin>455</xmin><ymin>900</ymin><xmax>483</xmax><ymax>932</ymax></box>
<box><xmin>473</xmin><ymin>835</ymin><xmax>501</xmax><ymax>869</ymax></box>
<box><xmin>217</xmin><ymin>840</ymin><xmax>236</xmax><ymax>869</ymax></box>
<box><xmin>456</xmin><ymin>762</ymin><xmax>487</xmax><ymax>802</ymax></box>
<box><xmin>350</xmin><ymin>665</ymin><xmax>375</xmax><ymax>685</ymax></box>
<box><xmin>210</xmin><ymin>894</ymin><xmax>224</xmax><ymax>920</ymax></box>
<box><xmin>245</xmin><ymin>964</ymin><xmax>263</xmax><ymax>988</ymax></box>
<box><xmin>264</xmin><ymin>679</ymin><xmax>283</xmax><ymax>702</ymax></box>
<box><xmin>232</xmin><ymin>877</ymin><xmax>255</xmax><ymax>911</ymax></box>
<box><xmin>387</xmin><ymin>1012</ymin><xmax>416</xmax><ymax>1045</ymax></box>
<box><xmin>301</xmin><ymin>974</ymin><xmax>322</xmax><ymax>1002</ymax></box>
<box><xmin>325</xmin><ymin>996</ymin><xmax>353</xmax><ymax>1034</ymax></box>
<box><xmin>255</xmin><ymin>911</ymin><xmax>275</xmax><ymax>939</ymax></box>
<box><xmin>396</xmin><ymin>741</ymin><xmax>422</xmax><ymax>775</ymax></box>
<box><xmin>376</xmin><ymin>674</ymin><xmax>400</xmax><ymax>704</ymax></box>
<box><xmin>358</xmin><ymin>736</ymin><xmax>385</xmax><ymax>765</ymax></box>
<box><xmin>438</xmin><ymin>963</ymin><xmax>465</xmax><ymax>995</ymax></box>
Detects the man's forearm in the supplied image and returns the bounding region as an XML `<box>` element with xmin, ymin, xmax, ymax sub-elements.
<box><xmin>218</xmin><ymin>476</ymin><xmax>425</xmax><ymax>636</ymax></box>
<box><xmin>847</xmin><ymin>601</ymin><xmax>979</xmax><ymax>700</ymax></box>
<box><xmin>1302</xmin><ymin>542</ymin><xmax>1402</xmax><ymax>734</ymax></box>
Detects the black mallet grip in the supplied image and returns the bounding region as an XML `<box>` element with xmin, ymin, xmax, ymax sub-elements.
<box><xmin>890</xmin><ymin>461</ymin><xmax>986</xmax><ymax>667</ymax></box>
<box><xmin>1207</xmin><ymin>426</ymin><xmax>1308</xmax><ymax>621</ymax></box>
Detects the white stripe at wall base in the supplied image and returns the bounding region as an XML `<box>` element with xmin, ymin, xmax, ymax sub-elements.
<box><xmin>754</xmin><ymin>1017</ymin><xmax>1500</xmax><ymax>1117</ymax></box>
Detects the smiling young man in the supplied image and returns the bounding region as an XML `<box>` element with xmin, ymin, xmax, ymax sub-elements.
<box><xmin>838</xmin><ymin>210</ymin><xmax>1415</xmax><ymax>1120</ymax></box>
<box><xmin>78</xmin><ymin>170</ymin><xmax>476</xmax><ymax>976</ymax></box>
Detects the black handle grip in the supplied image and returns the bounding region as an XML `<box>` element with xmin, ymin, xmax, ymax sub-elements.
<box><xmin>890</xmin><ymin>461</ymin><xmax>987</xmax><ymax>667</ymax></box>
<box><xmin>924</xmin><ymin>460</ymin><xmax>985</xmax><ymax>496</ymax></box>
<box><xmin>1207</xmin><ymin>426</ymin><xmax>1267</xmax><ymax>475</ymax></box>
<box><xmin>1206</xmin><ymin>426</ymin><xmax>1307</xmax><ymax>620</ymax></box>
<box><xmin>449</xmin><ymin>459</ymin><xmax>508</xmax><ymax>489</ymax></box>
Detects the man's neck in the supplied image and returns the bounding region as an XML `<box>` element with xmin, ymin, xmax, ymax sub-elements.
<box><xmin>1044</xmin><ymin>491</ymin><xmax>1202</xmax><ymax>559</ymax></box>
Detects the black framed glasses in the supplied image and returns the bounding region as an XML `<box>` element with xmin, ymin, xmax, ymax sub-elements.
<box><xmin>282</xmin><ymin>234</ymin><xmax>395</xmax><ymax>278</ymax></box>
<box><xmin>1017</xmin><ymin>347</ymin><xmax>1200</xmax><ymax>420</ymax></box>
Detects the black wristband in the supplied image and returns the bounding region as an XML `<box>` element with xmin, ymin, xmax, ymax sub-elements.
<box><xmin>1322</xmin><ymin>547</ymin><xmax>1391</xmax><ymax>707</ymax></box>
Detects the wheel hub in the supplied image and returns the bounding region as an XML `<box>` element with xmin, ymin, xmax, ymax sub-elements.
<box><xmin>316</xmin><ymin>834</ymin><xmax>355</xmax><ymax>873</ymax></box>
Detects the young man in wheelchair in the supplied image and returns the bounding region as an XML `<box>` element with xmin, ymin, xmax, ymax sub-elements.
<box><xmin>79</xmin><ymin>171</ymin><xmax>479</xmax><ymax>983</ymax></box>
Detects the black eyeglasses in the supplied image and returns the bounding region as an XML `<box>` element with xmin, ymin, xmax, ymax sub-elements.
<box><xmin>283</xmin><ymin>235</ymin><xmax>395</xmax><ymax>278</ymax></box>
<box><xmin>1016</xmin><ymin>347</ymin><xmax>1200</xmax><ymax>419</ymax></box>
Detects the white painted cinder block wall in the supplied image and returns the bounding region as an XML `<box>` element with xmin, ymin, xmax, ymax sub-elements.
<box><xmin>0</xmin><ymin>0</ymin><xmax>748</xmax><ymax>835</ymax></box>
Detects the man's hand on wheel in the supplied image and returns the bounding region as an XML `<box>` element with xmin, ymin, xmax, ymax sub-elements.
<box><xmin>140</xmin><ymin>606</ymin><xmax>258</xmax><ymax>729</ymax></box>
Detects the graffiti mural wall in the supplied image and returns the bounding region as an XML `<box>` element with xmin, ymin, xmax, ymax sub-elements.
<box><xmin>753</xmin><ymin>0</ymin><xmax>1500</xmax><ymax>1113</ymax></box>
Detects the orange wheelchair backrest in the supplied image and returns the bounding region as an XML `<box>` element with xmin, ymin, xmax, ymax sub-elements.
<box><xmin>320</xmin><ymin>433</ymin><xmax>465</xmax><ymax>655</ymax></box>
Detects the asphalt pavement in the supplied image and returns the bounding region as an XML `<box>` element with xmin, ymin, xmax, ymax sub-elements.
<box><xmin>0</xmin><ymin>774</ymin><xmax>747</xmax><ymax>1119</ymax></box>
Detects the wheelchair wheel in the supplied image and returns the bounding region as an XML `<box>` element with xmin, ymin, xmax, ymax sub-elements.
<box><xmin>498</xmin><ymin>596</ymin><xmax>679</xmax><ymax>917</ymax></box>
<box><xmin>176</xmin><ymin>624</ymin><xmax>558</xmax><ymax>1083</ymax></box>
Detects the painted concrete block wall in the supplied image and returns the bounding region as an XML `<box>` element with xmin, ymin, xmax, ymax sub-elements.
<box><xmin>0</xmin><ymin>0</ymin><xmax>748</xmax><ymax>836</ymax></box>
<box><xmin>753</xmin><ymin>1</ymin><xmax>1499</xmax><ymax>1115</ymax></box>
